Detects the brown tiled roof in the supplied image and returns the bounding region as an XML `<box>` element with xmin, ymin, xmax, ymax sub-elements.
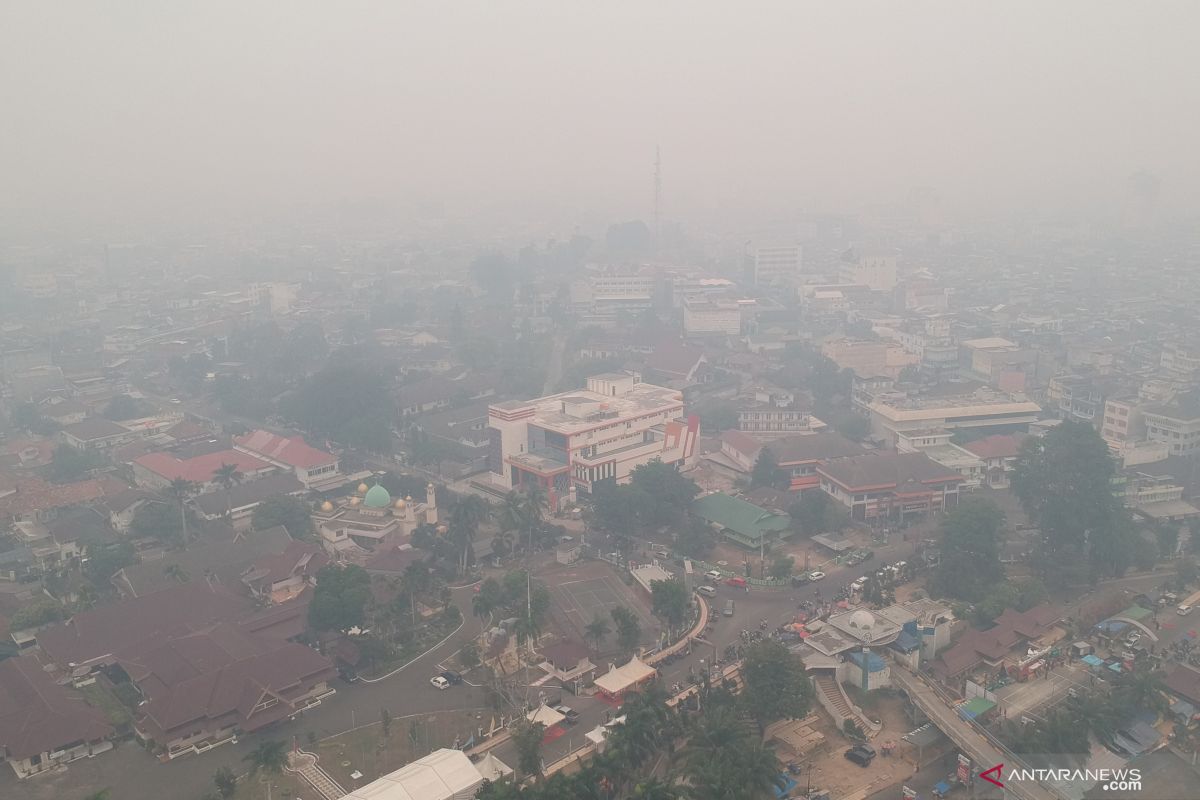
<box><xmin>126</xmin><ymin>622</ymin><xmax>334</xmax><ymax>740</ymax></box>
<box><xmin>38</xmin><ymin>582</ymin><xmax>254</xmax><ymax>669</ymax></box>
<box><xmin>932</xmin><ymin>605</ymin><xmax>1062</xmax><ymax>678</ymax></box>
<box><xmin>772</xmin><ymin>432</ymin><xmax>865</xmax><ymax>465</ymax></box>
<box><xmin>0</xmin><ymin>656</ymin><xmax>114</xmax><ymax>761</ymax></box>
<box><xmin>1164</xmin><ymin>665</ymin><xmax>1200</xmax><ymax>705</ymax></box>
<box><xmin>0</xmin><ymin>477</ymin><xmax>109</xmax><ymax>519</ymax></box>
<box><xmin>113</xmin><ymin>525</ymin><xmax>293</xmax><ymax>598</ymax></box>
<box><xmin>720</xmin><ymin>430</ymin><xmax>762</xmax><ymax>460</ymax></box>
<box><xmin>242</xmin><ymin>540</ymin><xmax>328</xmax><ymax>590</ymax></box>
<box><xmin>192</xmin><ymin>473</ymin><xmax>305</xmax><ymax>517</ymax></box>
<box><xmin>542</xmin><ymin>641</ymin><xmax>591</xmax><ymax>669</ymax></box>
<box><xmin>817</xmin><ymin>452</ymin><xmax>962</xmax><ymax>491</ymax></box>
<box><xmin>963</xmin><ymin>434</ymin><xmax>1028</xmax><ymax>460</ymax></box>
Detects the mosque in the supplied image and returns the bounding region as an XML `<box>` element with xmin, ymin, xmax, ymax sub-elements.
<box><xmin>312</xmin><ymin>480</ymin><xmax>440</xmax><ymax>563</ymax></box>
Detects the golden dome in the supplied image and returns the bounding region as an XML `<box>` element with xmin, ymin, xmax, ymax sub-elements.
<box><xmin>320</xmin><ymin>500</ymin><xmax>334</xmax><ymax>512</ymax></box>
<box><xmin>394</xmin><ymin>498</ymin><xmax>407</xmax><ymax>509</ymax></box>
<box><xmin>404</xmin><ymin>495</ymin><xmax>413</xmax><ymax>502</ymax></box>
<box><xmin>357</xmin><ymin>482</ymin><xmax>369</xmax><ymax>494</ymax></box>
<box><xmin>350</xmin><ymin>496</ymin><xmax>361</xmax><ymax>506</ymax></box>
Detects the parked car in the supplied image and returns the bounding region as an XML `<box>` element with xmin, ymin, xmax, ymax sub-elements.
<box><xmin>1178</xmin><ymin>604</ymin><xmax>1193</xmax><ymax>616</ymax></box>
<box><xmin>440</xmin><ymin>670</ymin><xmax>463</xmax><ymax>685</ymax></box>
<box><xmin>706</xmin><ymin>570</ymin><xmax>723</xmax><ymax>582</ymax></box>
<box><xmin>850</xmin><ymin>578</ymin><xmax>866</xmax><ymax>593</ymax></box>
<box><xmin>844</xmin><ymin>745</ymin><xmax>875</xmax><ymax>767</ymax></box>
<box><xmin>697</xmin><ymin>585</ymin><xmax>717</xmax><ymax>597</ymax></box>
<box><xmin>552</xmin><ymin>703</ymin><xmax>580</xmax><ymax>724</ymax></box>
<box><xmin>1124</xmin><ymin>633</ymin><xmax>1141</xmax><ymax>647</ymax></box>
<box><xmin>725</xmin><ymin>576</ymin><xmax>747</xmax><ymax>587</ymax></box>
<box><xmin>655</xmin><ymin>549</ymin><xmax>670</xmax><ymax>558</ymax></box>
<box><xmin>430</xmin><ymin>675</ymin><xmax>451</xmax><ymax>690</ymax></box>
<box><xmin>723</xmin><ymin>599</ymin><xmax>735</xmax><ymax>617</ymax></box>
<box><xmin>808</xmin><ymin>571</ymin><xmax>826</xmax><ymax>582</ymax></box>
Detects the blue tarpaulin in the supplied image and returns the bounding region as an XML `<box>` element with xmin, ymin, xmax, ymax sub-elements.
<box><xmin>1081</xmin><ymin>654</ymin><xmax>1104</xmax><ymax>667</ymax></box>
<box><xmin>774</xmin><ymin>775</ymin><xmax>798</xmax><ymax>798</ymax></box>
<box><xmin>933</xmin><ymin>780</ymin><xmax>951</xmax><ymax>795</ymax></box>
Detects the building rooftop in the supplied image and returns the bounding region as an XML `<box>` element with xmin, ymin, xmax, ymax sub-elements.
<box><xmin>133</xmin><ymin>449</ymin><xmax>272</xmax><ymax>484</ymax></box>
<box><xmin>494</xmin><ymin>382</ymin><xmax>683</xmax><ymax>436</ymax></box>
<box><xmin>771</xmin><ymin>432</ymin><xmax>865</xmax><ymax>464</ymax></box>
<box><xmin>234</xmin><ymin>430</ymin><xmax>338</xmax><ymax>469</ymax></box>
<box><xmin>691</xmin><ymin>492</ymin><xmax>791</xmax><ymax>543</ymax></box>
<box><xmin>0</xmin><ymin>655</ymin><xmax>115</xmax><ymax>762</ymax></box>
<box><xmin>61</xmin><ymin>418</ymin><xmax>131</xmax><ymax>441</ymax></box>
<box><xmin>818</xmin><ymin>452</ymin><xmax>962</xmax><ymax>490</ymax></box>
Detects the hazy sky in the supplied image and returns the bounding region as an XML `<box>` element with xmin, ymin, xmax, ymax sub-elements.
<box><xmin>4</xmin><ymin>1</ymin><xmax>1199</xmax><ymax>238</ymax></box>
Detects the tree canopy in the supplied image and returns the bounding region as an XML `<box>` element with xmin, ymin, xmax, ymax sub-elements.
<box><xmin>750</xmin><ymin>448</ymin><xmax>787</xmax><ymax>490</ymax></box>
<box><xmin>1013</xmin><ymin>420</ymin><xmax>1136</xmax><ymax>580</ymax></box>
<box><xmin>739</xmin><ymin>638</ymin><xmax>814</xmax><ymax>732</ymax></box>
<box><xmin>930</xmin><ymin>498</ymin><xmax>1006</xmax><ymax>602</ymax></box>
<box><xmin>251</xmin><ymin>495</ymin><xmax>316</xmax><ymax>539</ymax></box>
<box><xmin>650</xmin><ymin>579</ymin><xmax>689</xmax><ymax>634</ymax></box>
<box><xmin>284</xmin><ymin>362</ymin><xmax>395</xmax><ymax>453</ymax></box>
<box><xmin>308</xmin><ymin>564</ymin><xmax>372</xmax><ymax>632</ymax></box>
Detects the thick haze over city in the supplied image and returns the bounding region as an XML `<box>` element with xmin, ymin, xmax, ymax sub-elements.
<box><xmin>3</xmin><ymin>5</ymin><xmax>1200</xmax><ymax>800</ymax></box>
<box><xmin>4</xmin><ymin>2</ymin><xmax>1200</xmax><ymax>237</ymax></box>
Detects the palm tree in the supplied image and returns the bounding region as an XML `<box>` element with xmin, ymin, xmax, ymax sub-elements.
<box><xmin>212</xmin><ymin>462</ymin><xmax>243</xmax><ymax>519</ymax></box>
<box><xmin>584</xmin><ymin>614</ymin><xmax>611</xmax><ymax>655</ymax></box>
<box><xmin>74</xmin><ymin>582</ymin><xmax>100</xmax><ymax>612</ymax></box>
<box><xmin>633</xmin><ymin>777</ymin><xmax>681</xmax><ymax>800</ymax></box>
<box><xmin>402</xmin><ymin>561</ymin><xmax>430</xmax><ymax>626</ymax></box>
<box><xmin>166</xmin><ymin>477</ymin><xmax>199</xmax><ymax>545</ymax></box>
<box><xmin>521</xmin><ymin>484</ymin><xmax>549</xmax><ymax>549</ymax></box>
<box><xmin>164</xmin><ymin>563</ymin><xmax>189</xmax><ymax>583</ymax></box>
<box><xmin>243</xmin><ymin>739</ymin><xmax>289</xmax><ymax>774</ymax></box>
<box><xmin>450</xmin><ymin>494</ymin><xmax>491</xmax><ymax>575</ymax></box>
<box><xmin>472</xmin><ymin>591</ymin><xmax>495</xmax><ymax>640</ymax></box>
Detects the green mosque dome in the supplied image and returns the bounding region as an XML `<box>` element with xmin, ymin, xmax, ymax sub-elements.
<box><xmin>363</xmin><ymin>484</ymin><xmax>392</xmax><ymax>509</ymax></box>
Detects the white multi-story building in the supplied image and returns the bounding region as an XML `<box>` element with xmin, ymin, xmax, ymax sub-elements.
<box><xmin>486</xmin><ymin>373</ymin><xmax>698</xmax><ymax>500</ymax></box>
<box><xmin>569</xmin><ymin>269</ymin><xmax>656</xmax><ymax>319</ymax></box>
<box><xmin>750</xmin><ymin>244</ymin><xmax>803</xmax><ymax>287</ymax></box>
<box><xmin>1141</xmin><ymin>395</ymin><xmax>1200</xmax><ymax>457</ymax></box>
<box><xmin>866</xmin><ymin>390</ymin><xmax>1042</xmax><ymax>445</ymax></box>
<box><xmin>839</xmin><ymin>253</ymin><xmax>897</xmax><ymax>291</ymax></box>
<box><xmin>683</xmin><ymin>297</ymin><xmax>743</xmax><ymax>336</ymax></box>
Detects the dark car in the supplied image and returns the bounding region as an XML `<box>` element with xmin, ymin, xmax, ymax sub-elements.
<box><xmin>439</xmin><ymin>670</ymin><xmax>463</xmax><ymax>685</ymax></box>
<box><xmin>844</xmin><ymin>745</ymin><xmax>875</xmax><ymax>767</ymax></box>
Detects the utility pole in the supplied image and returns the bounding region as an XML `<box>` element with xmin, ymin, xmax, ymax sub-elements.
<box><xmin>653</xmin><ymin>146</ymin><xmax>662</xmax><ymax>257</ymax></box>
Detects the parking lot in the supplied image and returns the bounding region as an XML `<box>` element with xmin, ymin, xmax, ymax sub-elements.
<box><xmin>993</xmin><ymin>661</ymin><xmax>1095</xmax><ymax>721</ymax></box>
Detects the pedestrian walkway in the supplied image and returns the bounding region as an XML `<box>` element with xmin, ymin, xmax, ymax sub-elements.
<box><xmin>287</xmin><ymin>750</ymin><xmax>345</xmax><ymax>800</ymax></box>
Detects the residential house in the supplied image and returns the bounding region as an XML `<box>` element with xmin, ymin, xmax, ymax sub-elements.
<box><xmin>1142</xmin><ymin>393</ymin><xmax>1200</xmax><ymax>457</ymax></box>
<box><xmin>97</xmin><ymin>488</ymin><xmax>152</xmax><ymax>533</ymax></box>
<box><xmin>36</xmin><ymin>397</ymin><xmax>89</xmax><ymax>426</ymax></box>
<box><xmin>691</xmin><ymin>492</ymin><xmax>792</xmax><ymax>550</ymax></box>
<box><xmin>538</xmin><ymin>640</ymin><xmax>597</xmax><ymax>690</ymax></box>
<box><xmin>112</xmin><ymin>525</ymin><xmax>295</xmax><ymax>598</ymax></box>
<box><xmin>931</xmin><ymin>605</ymin><xmax>1064</xmax><ymax>689</ymax></box>
<box><xmin>240</xmin><ymin>540</ymin><xmax>328</xmax><ymax>603</ymax></box>
<box><xmin>895</xmin><ymin>430</ymin><xmax>986</xmax><ymax>490</ymax></box>
<box><xmin>191</xmin><ymin>473</ymin><xmax>306</xmax><ymax>528</ymax></box>
<box><xmin>0</xmin><ymin>477</ymin><xmax>110</xmax><ymax>525</ymax></box>
<box><xmin>737</xmin><ymin>387</ymin><xmax>825</xmax><ymax>440</ymax></box>
<box><xmin>233</xmin><ymin>430</ymin><xmax>342</xmax><ymax>489</ymax></box>
<box><xmin>817</xmin><ymin>452</ymin><xmax>963</xmax><ymax>521</ymax></box>
<box><xmin>0</xmin><ymin>656</ymin><xmax>115</xmax><ymax>778</ymax></box>
<box><xmin>131</xmin><ymin>449</ymin><xmax>275</xmax><ymax>491</ymax></box>
<box><xmin>961</xmin><ymin>434</ymin><xmax>1028</xmax><ymax>489</ymax></box>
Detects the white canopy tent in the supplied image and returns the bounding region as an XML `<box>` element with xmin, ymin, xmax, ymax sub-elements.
<box><xmin>475</xmin><ymin>751</ymin><xmax>514</xmax><ymax>783</ymax></box>
<box><xmin>336</xmin><ymin>748</ymin><xmax>483</xmax><ymax>800</ymax></box>
<box><xmin>593</xmin><ymin>656</ymin><xmax>657</xmax><ymax>697</ymax></box>
<box><xmin>526</xmin><ymin>703</ymin><xmax>565</xmax><ymax>727</ymax></box>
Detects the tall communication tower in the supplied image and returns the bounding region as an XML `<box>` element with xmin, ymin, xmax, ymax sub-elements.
<box><xmin>653</xmin><ymin>145</ymin><xmax>662</xmax><ymax>256</ymax></box>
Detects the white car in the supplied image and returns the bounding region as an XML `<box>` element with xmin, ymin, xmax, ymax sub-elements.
<box><xmin>705</xmin><ymin>570</ymin><xmax>723</xmax><ymax>582</ymax></box>
<box><xmin>1179</xmin><ymin>605</ymin><xmax>1194</xmax><ymax>616</ymax></box>
<box><xmin>430</xmin><ymin>675</ymin><xmax>451</xmax><ymax>690</ymax></box>
<box><xmin>697</xmin><ymin>585</ymin><xmax>717</xmax><ymax>597</ymax></box>
<box><xmin>808</xmin><ymin>571</ymin><xmax>826</xmax><ymax>582</ymax></box>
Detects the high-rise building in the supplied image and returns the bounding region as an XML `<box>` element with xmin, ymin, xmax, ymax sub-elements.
<box><xmin>749</xmin><ymin>244</ymin><xmax>803</xmax><ymax>287</ymax></box>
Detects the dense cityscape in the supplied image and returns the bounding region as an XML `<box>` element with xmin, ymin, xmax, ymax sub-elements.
<box><xmin>3</xmin><ymin>5</ymin><xmax>1200</xmax><ymax>800</ymax></box>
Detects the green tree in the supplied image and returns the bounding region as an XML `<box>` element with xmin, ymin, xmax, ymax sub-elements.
<box><xmin>681</xmin><ymin>706</ymin><xmax>785</xmax><ymax>800</ymax></box>
<box><xmin>10</xmin><ymin>598</ymin><xmax>64</xmax><ymax>630</ymax></box>
<box><xmin>129</xmin><ymin>501</ymin><xmax>185</xmax><ymax>548</ymax></box>
<box><xmin>511</xmin><ymin>718</ymin><xmax>545</xmax><ymax>779</ymax></box>
<box><xmin>584</xmin><ymin>614</ymin><xmax>612</xmax><ymax>655</ymax></box>
<box><xmin>48</xmin><ymin>444</ymin><xmax>106</xmax><ymax>483</ymax></box>
<box><xmin>213</xmin><ymin>766</ymin><xmax>237</xmax><ymax>799</ymax></box>
<box><xmin>1176</xmin><ymin>557</ymin><xmax>1198</xmax><ymax>589</ymax></box>
<box><xmin>284</xmin><ymin>362</ymin><xmax>395</xmax><ymax>454</ymax></box>
<box><xmin>768</xmin><ymin>556</ymin><xmax>795</xmax><ymax>580</ymax></box>
<box><xmin>611</xmin><ymin>606</ymin><xmax>642</xmax><ymax>654</ymax></box>
<box><xmin>251</xmin><ymin>495</ymin><xmax>315</xmax><ymax>539</ymax></box>
<box><xmin>308</xmin><ymin>564</ymin><xmax>372</xmax><ymax>632</ymax></box>
<box><xmin>788</xmin><ymin>491</ymin><xmax>844</xmax><ymax>536</ymax></box>
<box><xmin>650</xmin><ymin>579</ymin><xmax>689</xmax><ymax>637</ymax></box>
<box><xmin>243</xmin><ymin>739</ymin><xmax>289</xmax><ymax>774</ymax></box>
<box><xmin>628</xmin><ymin>461</ymin><xmax>699</xmax><ymax>527</ymax></box>
<box><xmin>701</xmin><ymin>403</ymin><xmax>738</xmax><ymax>434</ymax></box>
<box><xmin>835</xmin><ymin>414</ymin><xmax>870</xmax><ymax>442</ymax></box>
<box><xmin>675</xmin><ymin>516</ymin><xmax>716</xmax><ymax>559</ymax></box>
<box><xmin>163</xmin><ymin>563</ymin><xmax>189</xmax><ymax>583</ymax></box>
<box><xmin>1013</xmin><ymin>420</ymin><xmax>1136</xmax><ymax>580</ymax></box>
<box><xmin>460</xmin><ymin>642</ymin><xmax>481</xmax><ymax>670</ymax></box>
<box><xmin>103</xmin><ymin>394</ymin><xmax>142</xmax><ymax>420</ymax></box>
<box><xmin>931</xmin><ymin>499</ymin><xmax>1006</xmax><ymax>602</ymax></box>
<box><xmin>381</xmin><ymin>707</ymin><xmax>392</xmax><ymax>737</ymax></box>
<box><xmin>165</xmin><ymin>478</ymin><xmax>199</xmax><ymax>545</ymax></box>
<box><xmin>739</xmin><ymin>639</ymin><xmax>813</xmax><ymax>733</ymax></box>
<box><xmin>750</xmin><ymin>448</ymin><xmax>786</xmax><ymax>490</ymax></box>
<box><xmin>212</xmin><ymin>462</ymin><xmax>243</xmax><ymax>519</ymax></box>
<box><xmin>449</xmin><ymin>494</ymin><xmax>491</xmax><ymax>575</ymax></box>
<box><xmin>84</xmin><ymin>541</ymin><xmax>137</xmax><ymax>585</ymax></box>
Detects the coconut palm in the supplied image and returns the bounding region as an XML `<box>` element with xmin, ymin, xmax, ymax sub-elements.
<box><xmin>242</xmin><ymin>739</ymin><xmax>289</xmax><ymax>774</ymax></box>
<box><xmin>402</xmin><ymin>561</ymin><xmax>430</xmax><ymax>625</ymax></box>
<box><xmin>165</xmin><ymin>477</ymin><xmax>199</xmax><ymax>545</ymax></box>
<box><xmin>633</xmin><ymin>777</ymin><xmax>681</xmax><ymax>800</ymax></box>
<box><xmin>472</xmin><ymin>591</ymin><xmax>495</xmax><ymax>639</ymax></box>
<box><xmin>212</xmin><ymin>462</ymin><xmax>243</xmax><ymax>519</ymax></box>
<box><xmin>521</xmin><ymin>484</ymin><xmax>549</xmax><ymax>548</ymax></box>
<box><xmin>449</xmin><ymin>494</ymin><xmax>491</xmax><ymax>575</ymax></box>
<box><xmin>584</xmin><ymin>614</ymin><xmax>611</xmax><ymax>655</ymax></box>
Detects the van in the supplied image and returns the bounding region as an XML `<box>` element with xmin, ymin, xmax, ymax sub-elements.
<box><xmin>1178</xmin><ymin>604</ymin><xmax>1194</xmax><ymax>616</ymax></box>
<box><xmin>697</xmin><ymin>585</ymin><xmax>717</xmax><ymax>597</ymax></box>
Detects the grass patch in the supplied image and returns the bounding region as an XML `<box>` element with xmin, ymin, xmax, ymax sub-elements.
<box><xmin>79</xmin><ymin>682</ymin><xmax>132</xmax><ymax>727</ymax></box>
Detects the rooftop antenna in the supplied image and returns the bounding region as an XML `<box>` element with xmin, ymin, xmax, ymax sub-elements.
<box><xmin>653</xmin><ymin>145</ymin><xmax>662</xmax><ymax>257</ymax></box>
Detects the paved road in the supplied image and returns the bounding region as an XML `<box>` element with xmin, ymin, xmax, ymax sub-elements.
<box><xmin>0</xmin><ymin>584</ymin><xmax>488</xmax><ymax>800</ymax></box>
